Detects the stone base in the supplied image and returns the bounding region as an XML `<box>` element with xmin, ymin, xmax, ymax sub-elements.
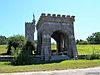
<box><xmin>50</xmin><ymin>55</ymin><xmax>70</xmax><ymax>61</ymax></box>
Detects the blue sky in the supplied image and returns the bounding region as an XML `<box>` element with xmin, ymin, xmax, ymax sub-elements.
<box><xmin>0</xmin><ymin>0</ymin><xmax>100</xmax><ymax>40</ymax></box>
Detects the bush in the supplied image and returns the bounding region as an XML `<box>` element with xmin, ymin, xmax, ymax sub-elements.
<box><xmin>78</xmin><ymin>54</ymin><xmax>100</xmax><ymax>60</ymax></box>
<box><xmin>12</xmin><ymin>41</ymin><xmax>35</xmax><ymax>65</ymax></box>
<box><xmin>90</xmin><ymin>53</ymin><xmax>100</xmax><ymax>60</ymax></box>
<box><xmin>78</xmin><ymin>55</ymin><xmax>91</xmax><ymax>60</ymax></box>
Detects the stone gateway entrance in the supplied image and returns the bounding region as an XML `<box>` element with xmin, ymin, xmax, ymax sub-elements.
<box><xmin>36</xmin><ymin>13</ymin><xmax>78</xmax><ymax>61</ymax></box>
<box><xmin>25</xmin><ymin>13</ymin><xmax>78</xmax><ymax>61</ymax></box>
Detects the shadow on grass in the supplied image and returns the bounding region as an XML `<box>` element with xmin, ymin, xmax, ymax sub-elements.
<box><xmin>11</xmin><ymin>60</ymin><xmax>64</xmax><ymax>66</ymax></box>
<box><xmin>32</xmin><ymin>60</ymin><xmax>63</xmax><ymax>65</ymax></box>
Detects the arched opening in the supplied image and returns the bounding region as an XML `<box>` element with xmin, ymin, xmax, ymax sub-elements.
<box><xmin>50</xmin><ymin>30</ymin><xmax>68</xmax><ymax>55</ymax></box>
<box><xmin>51</xmin><ymin>38</ymin><xmax>57</xmax><ymax>55</ymax></box>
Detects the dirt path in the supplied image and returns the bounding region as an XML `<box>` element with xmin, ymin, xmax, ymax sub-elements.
<box><xmin>0</xmin><ymin>67</ymin><xmax>100</xmax><ymax>75</ymax></box>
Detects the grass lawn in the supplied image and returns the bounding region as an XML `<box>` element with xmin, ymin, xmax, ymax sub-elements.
<box><xmin>0</xmin><ymin>45</ymin><xmax>100</xmax><ymax>73</ymax></box>
<box><xmin>0</xmin><ymin>45</ymin><xmax>7</xmax><ymax>55</ymax></box>
<box><xmin>1</xmin><ymin>45</ymin><xmax>100</xmax><ymax>55</ymax></box>
<box><xmin>77</xmin><ymin>45</ymin><xmax>100</xmax><ymax>55</ymax></box>
<box><xmin>51</xmin><ymin>44</ymin><xmax>100</xmax><ymax>55</ymax></box>
<box><xmin>0</xmin><ymin>60</ymin><xmax>100</xmax><ymax>73</ymax></box>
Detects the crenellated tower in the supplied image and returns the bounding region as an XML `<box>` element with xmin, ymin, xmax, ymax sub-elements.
<box><xmin>25</xmin><ymin>14</ymin><xmax>35</xmax><ymax>42</ymax></box>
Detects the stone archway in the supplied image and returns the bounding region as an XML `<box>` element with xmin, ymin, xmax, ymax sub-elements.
<box><xmin>36</xmin><ymin>13</ymin><xmax>78</xmax><ymax>61</ymax></box>
<box><xmin>50</xmin><ymin>30</ymin><xmax>69</xmax><ymax>55</ymax></box>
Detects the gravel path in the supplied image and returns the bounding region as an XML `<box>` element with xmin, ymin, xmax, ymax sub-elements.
<box><xmin>0</xmin><ymin>67</ymin><xmax>100</xmax><ymax>75</ymax></box>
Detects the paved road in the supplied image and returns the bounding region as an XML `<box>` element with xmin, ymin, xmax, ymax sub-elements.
<box><xmin>0</xmin><ymin>67</ymin><xmax>100</xmax><ymax>75</ymax></box>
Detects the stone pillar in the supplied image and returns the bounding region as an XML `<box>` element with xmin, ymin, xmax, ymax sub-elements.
<box><xmin>56</xmin><ymin>40</ymin><xmax>60</xmax><ymax>53</ymax></box>
<box><xmin>68</xmin><ymin>34</ymin><xmax>78</xmax><ymax>59</ymax></box>
<box><xmin>60</xmin><ymin>36</ymin><xmax>64</xmax><ymax>52</ymax></box>
<box><xmin>37</xmin><ymin>32</ymin><xmax>42</xmax><ymax>54</ymax></box>
<box><xmin>41</xmin><ymin>33</ymin><xmax>51</xmax><ymax>61</ymax></box>
<box><xmin>56</xmin><ymin>35</ymin><xmax>64</xmax><ymax>53</ymax></box>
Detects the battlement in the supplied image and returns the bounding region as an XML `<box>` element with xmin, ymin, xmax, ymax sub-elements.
<box><xmin>25</xmin><ymin>22</ymin><xmax>32</xmax><ymax>24</ymax></box>
<box><xmin>25</xmin><ymin>20</ymin><xmax>35</xmax><ymax>24</ymax></box>
<box><xmin>40</xmin><ymin>13</ymin><xmax>75</xmax><ymax>21</ymax></box>
<box><xmin>36</xmin><ymin>13</ymin><xmax>75</xmax><ymax>30</ymax></box>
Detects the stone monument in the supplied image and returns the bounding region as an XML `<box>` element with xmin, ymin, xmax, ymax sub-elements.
<box><xmin>25</xmin><ymin>13</ymin><xmax>78</xmax><ymax>61</ymax></box>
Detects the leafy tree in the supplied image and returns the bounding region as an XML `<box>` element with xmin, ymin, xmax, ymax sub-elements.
<box><xmin>76</xmin><ymin>39</ymin><xmax>88</xmax><ymax>45</ymax></box>
<box><xmin>87</xmin><ymin>32</ymin><xmax>100</xmax><ymax>44</ymax></box>
<box><xmin>0</xmin><ymin>35</ymin><xmax>7</xmax><ymax>45</ymax></box>
<box><xmin>7</xmin><ymin>35</ymin><xmax>26</xmax><ymax>55</ymax></box>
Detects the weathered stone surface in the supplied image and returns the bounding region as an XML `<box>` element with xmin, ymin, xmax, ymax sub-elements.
<box><xmin>25</xmin><ymin>22</ymin><xmax>35</xmax><ymax>42</ymax></box>
<box><xmin>36</xmin><ymin>13</ymin><xmax>78</xmax><ymax>61</ymax></box>
<box><xmin>25</xmin><ymin>13</ymin><xmax>78</xmax><ymax>61</ymax></box>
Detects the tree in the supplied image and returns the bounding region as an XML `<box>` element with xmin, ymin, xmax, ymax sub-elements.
<box><xmin>87</xmin><ymin>32</ymin><xmax>100</xmax><ymax>44</ymax></box>
<box><xmin>76</xmin><ymin>39</ymin><xmax>88</xmax><ymax>45</ymax></box>
<box><xmin>0</xmin><ymin>35</ymin><xmax>7</xmax><ymax>45</ymax></box>
<box><xmin>7</xmin><ymin>35</ymin><xmax>26</xmax><ymax>55</ymax></box>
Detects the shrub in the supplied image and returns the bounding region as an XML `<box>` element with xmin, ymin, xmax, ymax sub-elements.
<box><xmin>12</xmin><ymin>41</ymin><xmax>35</xmax><ymax>65</ymax></box>
<box><xmin>78</xmin><ymin>55</ymin><xmax>91</xmax><ymax>60</ymax></box>
<box><xmin>90</xmin><ymin>53</ymin><xmax>100</xmax><ymax>60</ymax></box>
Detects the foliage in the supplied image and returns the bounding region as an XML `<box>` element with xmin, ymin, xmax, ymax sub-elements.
<box><xmin>87</xmin><ymin>32</ymin><xmax>100</xmax><ymax>44</ymax></box>
<box><xmin>0</xmin><ymin>35</ymin><xmax>7</xmax><ymax>45</ymax></box>
<box><xmin>13</xmin><ymin>41</ymin><xmax>35</xmax><ymax>65</ymax></box>
<box><xmin>7</xmin><ymin>35</ymin><xmax>26</xmax><ymax>44</ymax></box>
<box><xmin>76</xmin><ymin>39</ymin><xmax>88</xmax><ymax>45</ymax></box>
<box><xmin>78</xmin><ymin>54</ymin><xmax>100</xmax><ymax>60</ymax></box>
<box><xmin>90</xmin><ymin>53</ymin><xmax>100</xmax><ymax>60</ymax></box>
<box><xmin>78</xmin><ymin>55</ymin><xmax>90</xmax><ymax>59</ymax></box>
<box><xmin>7</xmin><ymin>35</ymin><xmax>26</xmax><ymax>55</ymax></box>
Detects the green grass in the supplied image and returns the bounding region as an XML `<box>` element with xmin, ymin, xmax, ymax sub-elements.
<box><xmin>51</xmin><ymin>44</ymin><xmax>100</xmax><ymax>55</ymax></box>
<box><xmin>0</xmin><ymin>60</ymin><xmax>100</xmax><ymax>73</ymax></box>
<box><xmin>0</xmin><ymin>45</ymin><xmax>100</xmax><ymax>73</ymax></box>
<box><xmin>1</xmin><ymin>45</ymin><xmax>100</xmax><ymax>55</ymax></box>
<box><xmin>77</xmin><ymin>45</ymin><xmax>100</xmax><ymax>55</ymax></box>
<box><xmin>0</xmin><ymin>45</ymin><xmax>7</xmax><ymax>55</ymax></box>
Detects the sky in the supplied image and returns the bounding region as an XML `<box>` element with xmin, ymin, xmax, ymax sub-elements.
<box><xmin>0</xmin><ymin>0</ymin><xmax>100</xmax><ymax>40</ymax></box>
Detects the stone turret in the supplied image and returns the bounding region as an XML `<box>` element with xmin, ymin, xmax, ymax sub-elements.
<box><xmin>25</xmin><ymin>14</ymin><xmax>35</xmax><ymax>42</ymax></box>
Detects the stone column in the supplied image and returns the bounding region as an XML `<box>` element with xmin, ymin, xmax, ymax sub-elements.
<box><xmin>64</xmin><ymin>38</ymin><xmax>68</xmax><ymax>54</ymax></box>
<box><xmin>56</xmin><ymin>35</ymin><xmax>63</xmax><ymax>53</ymax></box>
<box><xmin>68</xmin><ymin>34</ymin><xmax>78</xmax><ymax>59</ymax></box>
<box><xmin>37</xmin><ymin>32</ymin><xmax>42</xmax><ymax>55</ymax></box>
<box><xmin>41</xmin><ymin>33</ymin><xmax>51</xmax><ymax>61</ymax></box>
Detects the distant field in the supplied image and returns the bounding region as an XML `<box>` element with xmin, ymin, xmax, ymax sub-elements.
<box><xmin>77</xmin><ymin>45</ymin><xmax>100</xmax><ymax>55</ymax></box>
<box><xmin>0</xmin><ymin>45</ymin><xmax>7</xmax><ymax>55</ymax></box>
<box><xmin>51</xmin><ymin>44</ymin><xmax>100</xmax><ymax>55</ymax></box>
<box><xmin>0</xmin><ymin>45</ymin><xmax>100</xmax><ymax>55</ymax></box>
